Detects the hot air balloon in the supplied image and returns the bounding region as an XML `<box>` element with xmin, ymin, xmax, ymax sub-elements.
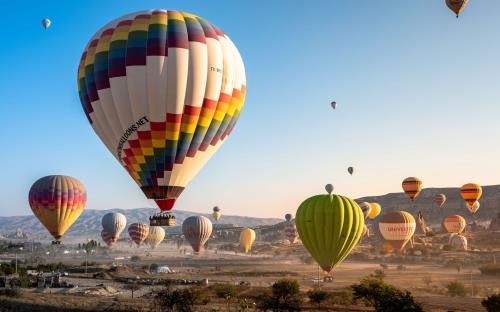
<box><xmin>331</xmin><ymin>101</ymin><xmax>336</xmax><ymax>109</ymax></box>
<box><xmin>460</xmin><ymin>183</ymin><xmax>482</xmax><ymax>207</ymax></box>
<box><xmin>325</xmin><ymin>184</ymin><xmax>334</xmax><ymax>194</ymax></box>
<box><xmin>212</xmin><ymin>206</ymin><xmax>221</xmax><ymax>221</ymax></box>
<box><xmin>434</xmin><ymin>194</ymin><xmax>446</xmax><ymax>207</ymax></box>
<box><xmin>28</xmin><ymin>175</ymin><xmax>86</xmax><ymax>243</ymax></box>
<box><xmin>128</xmin><ymin>223</ymin><xmax>149</xmax><ymax>246</ymax></box>
<box><xmin>42</xmin><ymin>18</ymin><xmax>51</xmax><ymax>29</ymax></box>
<box><xmin>77</xmin><ymin>10</ymin><xmax>247</xmax><ymax>224</ymax></box>
<box><xmin>182</xmin><ymin>216</ymin><xmax>212</xmax><ymax>252</ymax></box>
<box><xmin>239</xmin><ymin>228</ymin><xmax>256</xmax><ymax>253</ymax></box>
<box><xmin>378</xmin><ymin>211</ymin><xmax>416</xmax><ymax>253</ymax></box>
<box><xmin>445</xmin><ymin>0</ymin><xmax>468</xmax><ymax>17</ymax></box>
<box><xmin>449</xmin><ymin>234</ymin><xmax>467</xmax><ymax>251</ymax></box>
<box><xmin>145</xmin><ymin>226</ymin><xmax>166</xmax><ymax>249</ymax></box>
<box><xmin>402</xmin><ymin>177</ymin><xmax>422</xmax><ymax>201</ymax></box>
<box><xmin>466</xmin><ymin>201</ymin><xmax>480</xmax><ymax>215</ymax></box>
<box><xmin>348</xmin><ymin>166</ymin><xmax>354</xmax><ymax>175</ymax></box>
<box><xmin>101</xmin><ymin>230</ymin><xmax>116</xmax><ymax>247</ymax></box>
<box><xmin>358</xmin><ymin>202</ymin><xmax>372</xmax><ymax>219</ymax></box>
<box><xmin>102</xmin><ymin>212</ymin><xmax>127</xmax><ymax>242</ymax></box>
<box><xmin>295</xmin><ymin>185</ymin><xmax>364</xmax><ymax>273</ymax></box>
<box><xmin>368</xmin><ymin>203</ymin><xmax>381</xmax><ymax>220</ymax></box>
<box><xmin>443</xmin><ymin>215</ymin><xmax>466</xmax><ymax>234</ymax></box>
<box><xmin>284</xmin><ymin>224</ymin><xmax>298</xmax><ymax>244</ymax></box>
<box><xmin>284</xmin><ymin>213</ymin><xmax>292</xmax><ymax>222</ymax></box>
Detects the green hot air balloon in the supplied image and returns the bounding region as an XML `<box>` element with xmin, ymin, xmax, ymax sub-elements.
<box><xmin>295</xmin><ymin>185</ymin><xmax>364</xmax><ymax>273</ymax></box>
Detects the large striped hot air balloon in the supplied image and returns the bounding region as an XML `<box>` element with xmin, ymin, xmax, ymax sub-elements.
<box><xmin>466</xmin><ymin>201</ymin><xmax>480</xmax><ymax>215</ymax></box>
<box><xmin>443</xmin><ymin>215</ymin><xmax>466</xmax><ymax>234</ymax></box>
<box><xmin>182</xmin><ymin>216</ymin><xmax>212</xmax><ymax>252</ymax></box>
<box><xmin>145</xmin><ymin>226</ymin><xmax>166</xmax><ymax>249</ymax></box>
<box><xmin>368</xmin><ymin>203</ymin><xmax>381</xmax><ymax>220</ymax></box>
<box><xmin>77</xmin><ymin>10</ymin><xmax>246</xmax><ymax>214</ymax></box>
<box><xmin>445</xmin><ymin>0</ymin><xmax>468</xmax><ymax>17</ymax></box>
<box><xmin>128</xmin><ymin>223</ymin><xmax>149</xmax><ymax>246</ymax></box>
<box><xmin>102</xmin><ymin>212</ymin><xmax>127</xmax><ymax>241</ymax></box>
<box><xmin>402</xmin><ymin>177</ymin><xmax>422</xmax><ymax>201</ymax></box>
<box><xmin>295</xmin><ymin>186</ymin><xmax>364</xmax><ymax>273</ymax></box>
<box><xmin>239</xmin><ymin>228</ymin><xmax>256</xmax><ymax>253</ymax></box>
<box><xmin>101</xmin><ymin>230</ymin><xmax>116</xmax><ymax>247</ymax></box>
<box><xmin>378</xmin><ymin>211</ymin><xmax>416</xmax><ymax>253</ymax></box>
<box><xmin>460</xmin><ymin>183</ymin><xmax>482</xmax><ymax>207</ymax></box>
<box><xmin>434</xmin><ymin>194</ymin><xmax>446</xmax><ymax>207</ymax></box>
<box><xmin>28</xmin><ymin>175</ymin><xmax>86</xmax><ymax>242</ymax></box>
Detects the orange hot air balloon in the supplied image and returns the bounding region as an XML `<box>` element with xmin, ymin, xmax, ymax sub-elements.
<box><xmin>460</xmin><ymin>183</ymin><xmax>482</xmax><ymax>206</ymax></box>
<box><xmin>434</xmin><ymin>193</ymin><xmax>446</xmax><ymax>207</ymax></box>
<box><xmin>443</xmin><ymin>215</ymin><xmax>466</xmax><ymax>234</ymax></box>
<box><xmin>29</xmin><ymin>175</ymin><xmax>86</xmax><ymax>242</ymax></box>
<box><xmin>445</xmin><ymin>0</ymin><xmax>468</xmax><ymax>18</ymax></box>
<box><xmin>402</xmin><ymin>177</ymin><xmax>422</xmax><ymax>201</ymax></box>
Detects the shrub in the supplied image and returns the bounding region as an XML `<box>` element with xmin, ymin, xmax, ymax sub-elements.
<box><xmin>256</xmin><ymin>279</ymin><xmax>302</xmax><ymax>312</ymax></box>
<box><xmin>351</xmin><ymin>277</ymin><xmax>423</xmax><ymax>312</ymax></box>
<box><xmin>371</xmin><ymin>269</ymin><xmax>386</xmax><ymax>280</ymax></box>
<box><xmin>131</xmin><ymin>255</ymin><xmax>141</xmax><ymax>262</ymax></box>
<box><xmin>214</xmin><ymin>284</ymin><xmax>237</xmax><ymax>311</ymax></box>
<box><xmin>331</xmin><ymin>289</ymin><xmax>354</xmax><ymax>305</ymax></box>
<box><xmin>379</xmin><ymin>263</ymin><xmax>388</xmax><ymax>270</ymax></box>
<box><xmin>446</xmin><ymin>280</ymin><xmax>467</xmax><ymax>297</ymax></box>
<box><xmin>307</xmin><ymin>288</ymin><xmax>329</xmax><ymax>309</ymax></box>
<box><xmin>482</xmin><ymin>293</ymin><xmax>500</xmax><ymax>312</ymax></box>
<box><xmin>156</xmin><ymin>286</ymin><xmax>201</xmax><ymax>312</ymax></box>
<box><xmin>479</xmin><ymin>264</ymin><xmax>500</xmax><ymax>276</ymax></box>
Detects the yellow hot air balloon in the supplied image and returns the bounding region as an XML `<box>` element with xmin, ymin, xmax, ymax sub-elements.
<box><xmin>145</xmin><ymin>226</ymin><xmax>166</xmax><ymax>249</ymax></box>
<box><xmin>445</xmin><ymin>0</ymin><xmax>468</xmax><ymax>18</ymax></box>
<box><xmin>295</xmin><ymin>186</ymin><xmax>364</xmax><ymax>273</ymax></box>
<box><xmin>368</xmin><ymin>203</ymin><xmax>381</xmax><ymax>220</ymax></box>
<box><xmin>443</xmin><ymin>215</ymin><xmax>466</xmax><ymax>234</ymax></box>
<box><xmin>212</xmin><ymin>206</ymin><xmax>222</xmax><ymax>221</ymax></box>
<box><xmin>239</xmin><ymin>228</ymin><xmax>255</xmax><ymax>253</ymax></box>
<box><xmin>378</xmin><ymin>211</ymin><xmax>416</xmax><ymax>253</ymax></box>
<box><xmin>402</xmin><ymin>177</ymin><xmax>422</xmax><ymax>201</ymax></box>
<box><xmin>29</xmin><ymin>176</ymin><xmax>86</xmax><ymax>242</ymax></box>
<box><xmin>460</xmin><ymin>183</ymin><xmax>482</xmax><ymax>207</ymax></box>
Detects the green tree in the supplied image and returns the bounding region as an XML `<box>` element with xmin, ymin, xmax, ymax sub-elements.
<box><xmin>214</xmin><ymin>284</ymin><xmax>237</xmax><ymax>311</ymax></box>
<box><xmin>482</xmin><ymin>293</ymin><xmax>500</xmax><ymax>312</ymax></box>
<box><xmin>307</xmin><ymin>288</ymin><xmax>329</xmax><ymax>309</ymax></box>
<box><xmin>446</xmin><ymin>280</ymin><xmax>467</xmax><ymax>297</ymax></box>
<box><xmin>156</xmin><ymin>285</ymin><xmax>200</xmax><ymax>312</ymax></box>
<box><xmin>256</xmin><ymin>279</ymin><xmax>302</xmax><ymax>312</ymax></box>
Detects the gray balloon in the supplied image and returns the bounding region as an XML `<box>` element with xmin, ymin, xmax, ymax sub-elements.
<box><xmin>42</xmin><ymin>18</ymin><xmax>51</xmax><ymax>29</ymax></box>
<box><xmin>331</xmin><ymin>101</ymin><xmax>336</xmax><ymax>109</ymax></box>
<box><xmin>325</xmin><ymin>184</ymin><xmax>334</xmax><ymax>194</ymax></box>
<box><xmin>182</xmin><ymin>216</ymin><xmax>212</xmax><ymax>252</ymax></box>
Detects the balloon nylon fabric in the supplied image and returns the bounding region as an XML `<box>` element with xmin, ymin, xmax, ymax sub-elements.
<box><xmin>77</xmin><ymin>10</ymin><xmax>246</xmax><ymax>209</ymax></box>
<box><xmin>128</xmin><ymin>223</ymin><xmax>149</xmax><ymax>245</ymax></box>
<box><xmin>182</xmin><ymin>216</ymin><xmax>212</xmax><ymax>252</ymax></box>
<box><xmin>28</xmin><ymin>175</ymin><xmax>86</xmax><ymax>240</ymax></box>
<box><xmin>239</xmin><ymin>228</ymin><xmax>255</xmax><ymax>253</ymax></box>
<box><xmin>101</xmin><ymin>212</ymin><xmax>127</xmax><ymax>239</ymax></box>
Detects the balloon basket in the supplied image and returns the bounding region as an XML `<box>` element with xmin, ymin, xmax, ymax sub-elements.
<box><xmin>51</xmin><ymin>241</ymin><xmax>61</xmax><ymax>245</ymax></box>
<box><xmin>150</xmin><ymin>213</ymin><xmax>176</xmax><ymax>226</ymax></box>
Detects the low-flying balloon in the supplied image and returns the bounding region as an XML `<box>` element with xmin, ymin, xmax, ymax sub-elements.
<box><xmin>29</xmin><ymin>175</ymin><xmax>86</xmax><ymax>242</ymax></box>
<box><xmin>295</xmin><ymin>185</ymin><xmax>364</xmax><ymax>273</ymax></box>
<box><xmin>368</xmin><ymin>203</ymin><xmax>381</xmax><ymax>220</ymax></box>
<box><xmin>102</xmin><ymin>212</ymin><xmax>127</xmax><ymax>242</ymax></box>
<box><xmin>78</xmin><ymin>10</ymin><xmax>246</xmax><ymax>214</ymax></box>
<box><xmin>182</xmin><ymin>216</ymin><xmax>212</xmax><ymax>252</ymax></box>
<box><xmin>146</xmin><ymin>226</ymin><xmax>166</xmax><ymax>249</ymax></box>
<box><xmin>42</xmin><ymin>18</ymin><xmax>51</xmax><ymax>29</ymax></box>
<box><xmin>460</xmin><ymin>183</ymin><xmax>482</xmax><ymax>207</ymax></box>
<box><xmin>449</xmin><ymin>234</ymin><xmax>467</xmax><ymax>251</ymax></box>
<box><xmin>402</xmin><ymin>177</ymin><xmax>422</xmax><ymax>201</ymax></box>
<box><xmin>284</xmin><ymin>224</ymin><xmax>298</xmax><ymax>244</ymax></box>
<box><xmin>443</xmin><ymin>215</ymin><xmax>466</xmax><ymax>234</ymax></box>
<box><xmin>101</xmin><ymin>230</ymin><xmax>116</xmax><ymax>247</ymax></box>
<box><xmin>128</xmin><ymin>223</ymin><xmax>149</xmax><ymax>246</ymax></box>
<box><xmin>466</xmin><ymin>201</ymin><xmax>480</xmax><ymax>215</ymax></box>
<box><xmin>434</xmin><ymin>194</ymin><xmax>446</xmax><ymax>207</ymax></box>
<box><xmin>348</xmin><ymin>166</ymin><xmax>354</xmax><ymax>175</ymax></box>
<box><xmin>445</xmin><ymin>0</ymin><xmax>468</xmax><ymax>17</ymax></box>
<box><xmin>212</xmin><ymin>206</ymin><xmax>222</xmax><ymax>221</ymax></box>
<box><xmin>239</xmin><ymin>228</ymin><xmax>256</xmax><ymax>253</ymax></box>
<box><xmin>378</xmin><ymin>211</ymin><xmax>416</xmax><ymax>253</ymax></box>
<box><xmin>358</xmin><ymin>202</ymin><xmax>372</xmax><ymax>219</ymax></box>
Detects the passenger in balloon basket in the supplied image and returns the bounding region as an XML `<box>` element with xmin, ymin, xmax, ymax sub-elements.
<box><xmin>149</xmin><ymin>212</ymin><xmax>176</xmax><ymax>227</ymax></box>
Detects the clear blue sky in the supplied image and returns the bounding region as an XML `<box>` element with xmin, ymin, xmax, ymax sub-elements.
<box><xmin>1</xmin><ymin>0</ymin><xmax>499</xmax><ymax>218</ymax></box>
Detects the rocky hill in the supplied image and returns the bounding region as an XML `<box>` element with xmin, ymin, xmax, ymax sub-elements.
<box><xmin>0</xmin><ymin>208</ymin><xmax>282</xmax><ymax>243</ymax></box>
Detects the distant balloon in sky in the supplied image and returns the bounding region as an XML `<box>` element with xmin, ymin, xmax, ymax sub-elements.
<box><xmin>128</xmin><ymin>223</ymin><xmax>149</xmax><ymax>246</ymax></box>
<box><xmin>295</xmin><ymin>188</ymin><xmax>364</xmax><ymax>273</ymax></box>
<box><xmin>325</xmin><ymin>184</ymin><xmax>334</xmax><ymax>194</ymax></box>
<box><xmin>443</xmin><ymin>215</ymin><xmax>466</xmax><ymax>234</ymax></box>
<box><xmin>29</xmin><ymin>175</ymin><xmax>86</xmax><ymax>242</ymax></box>
<box><xmin>434</xmin><ymin>193</ymin><xmax>446</xmax><ymax>207</ymax></box>
<box><xmin>239</xmin><ymin>228</ymin><xmax>256</xmax><ymax>253</ymax></box>
<box><xmin>402</xmin><ymin>177</ymin><xmax>422</xmax><ymax>201</ymax></box>
<box><xmin>77</xmin><ymin>10</ymin><xmax>246</xmax><ymax>213</ymax></box>
<box><xmin>368</xmin><ymin>203</ymin><xmax>381</xmax><ymax>220</ymax></box>
<box><xmin>348</xmin><ymin>166</ymin><xmax>354</xmax><ymax>175</ymax></box>
<box><xmin>101</xmin><ymin>212</ymin><xmax>127</xmax><ymax>243</ymax></box>
<box><xmin>460</xmin><ymin>183</ymin><xmax>482</xmax><ymax>207</ymax></box>
<box><xmin>378</xmin><ymin>211</ymin><xmax>416</xmax><ymax>253</ymax></box>
<box><xmin>466</xmin><ymin>201</ymin><xmax>480</xmax><ymax>215</ymax></box>
<box><xmin>445</xmin><ymin>0</ymin><xmax>468</xmax><ymax>17</ymax></box>
<box><xmin>212</xmin><ymin>206</ymin><xmax>221</xmax><ymax>221</ymax></box>
<box><xmin>182</xmin><ymin>216</ymin><xmax>212</xmax><ymax>252</ymax></box>
<box><xmin>145</xmin><ymin>226</ymin><xmax>166</xmax><ymax>249</ymax></box>
<box><xmin>331</xmin><ymin>101</ymin><xmax>336</xmax><ymax>109</ymax></box>
<box><xmin>42</xmin><ymin>18</ymin><xmax>51</xmax><ymax>29</ymax></box>
<box><xmin>285</xmin><ymin>213</ymin><xmax>292</xmax><ymax>222</ymax></box>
